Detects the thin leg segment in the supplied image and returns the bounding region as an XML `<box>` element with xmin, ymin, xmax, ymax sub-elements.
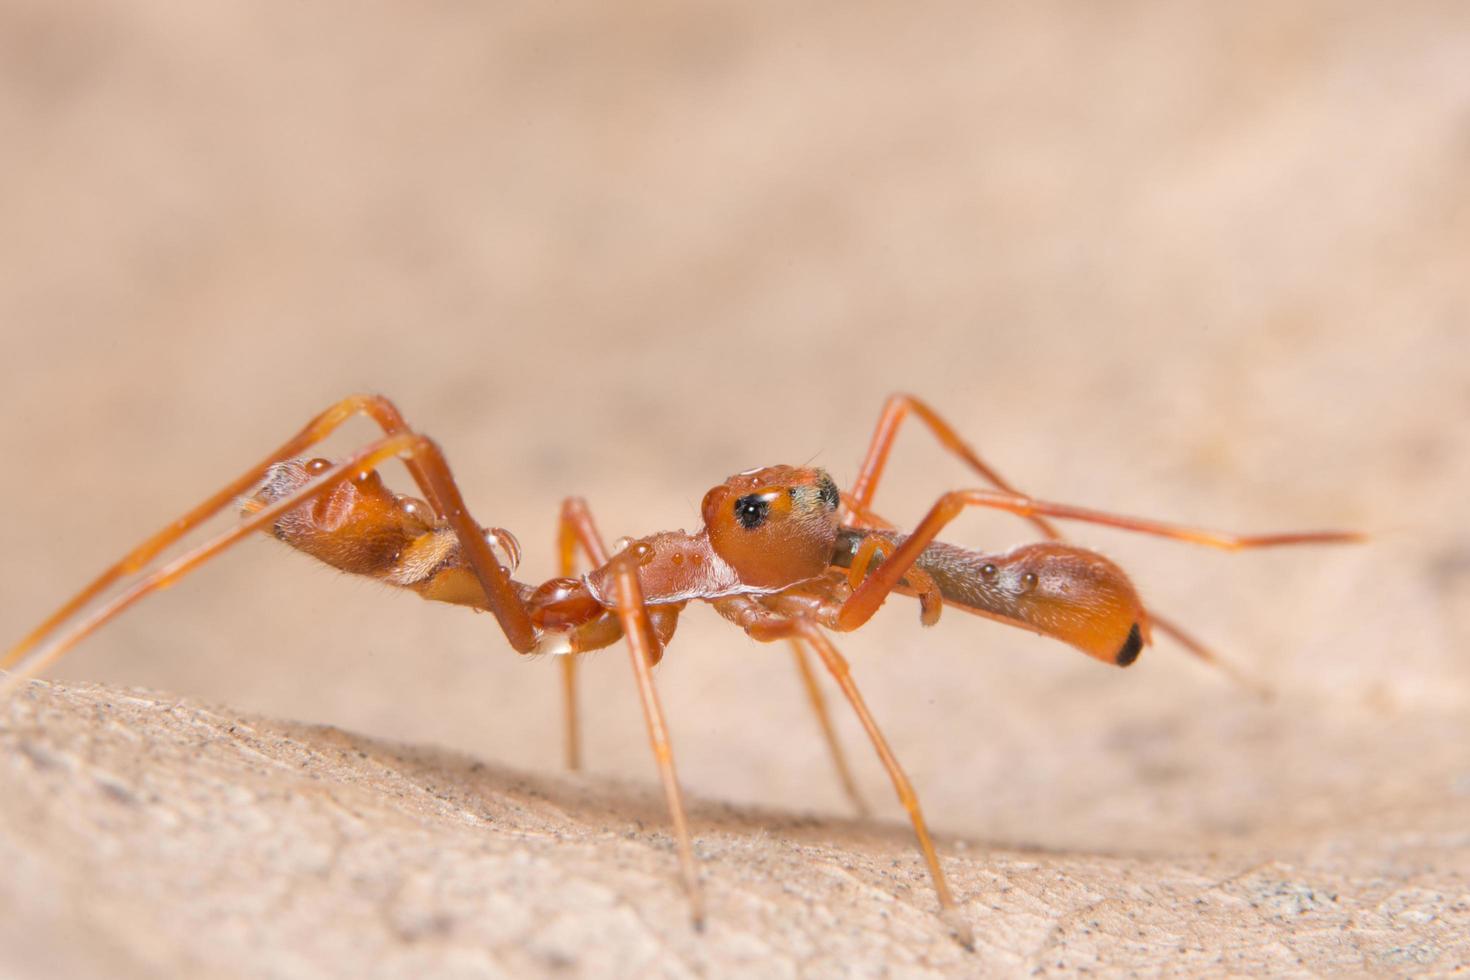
<box><xmin>409</xmin><ymin>438</ymin><xmax>538</xmax><ymax>651</ymax></box>
<box><xmin>3</xmin><ymin>433</ymin><xmax>421</xmax><ymax>692</ymax></box>
<box><xmin>1147</xmin><ymin>611</ymin><xmax>1273</xmax><ymax>698</ymax></box>
<box><xmin>847</xmin><ymin>393</ymin><xmax>1060</xmax><ymax>539</ymax></box>
<box><xmin>608</xmin><ymin>553</ymin><xmax>704</xmax><ymax>928</ymax></box>
<box><xmin>846</xmin><ymin>533</ymin><xmax>943</xmax><ymax>626</ymax></box>
<box><xmin>5</xmin><ymin>394</ymin><xmax>470</xmax><ymax>670</ymax></box>
<box><xmin>559</xmin><ymin>657</ymin><xmax>582</xmax><ymax>771</ymax></box>
<box><xmin>557</xmin><ymin>497</ymin><xmax>612</xmax><ymax>771</ymax></box>
<box><xmin>789</xmin><ymin>639</ymin><xmax>870</xmax><ymax>818</ymax></box>
<box><xmin>798</xmin><ymin>625</ymin><xmax>970</xmax><ymax>946</ymax></box>
<box><xmin>837</xmin><ymin>489</ymin><xmax>1364</xmax><ymax>632</ymax></box>
<box><xmin>4</xmin><ymin>425</ymin><xmax>543</xmax><ymax>693</ymax></box>
<box><xmin>723</xmin><ymin>604</ymin><xmax>969</xmax><ymax>947</ymax></box>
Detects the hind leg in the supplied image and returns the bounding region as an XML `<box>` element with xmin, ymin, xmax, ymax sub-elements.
<box><xmin>4</xmin><ymin>406</ymin><xmax>549</xmax><ymax>687</ymax></box>
<box><xmin>4</xmin><ymin>394</ymin><xmax>505</xmax><ymax>669</ymax></box>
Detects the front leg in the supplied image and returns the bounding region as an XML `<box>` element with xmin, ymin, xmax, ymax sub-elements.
<box><xmin>554</xmin><ymin>497</ymin><xmax>611</xmax><ymax>771</ymax></box>
<box><xmin>715</xmin><ymin>595</ymin><xmax>973</xmax><ymax>948</ymax></box>
<box><xmin>846</xmin><ymin>393</ymin><xmax>1059</xmax><ymax>539</ymax></box>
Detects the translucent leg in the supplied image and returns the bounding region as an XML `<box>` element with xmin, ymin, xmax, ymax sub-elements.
<box><xmin>607</xmin><ymin>552</ymin><xmax>704</xmax><ymax>929</ymax></box>
<box><xmin>790</xmin><ymin>638</ymin><xmax>871</xmax><ymax>817</ymax></box>
<box><xmin>556</xmin><ymin>497</ymin><xmax>611</xmax><ymax>771</ymax></box>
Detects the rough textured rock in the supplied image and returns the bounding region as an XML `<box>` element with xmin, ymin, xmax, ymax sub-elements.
<box><xmin>3</xmin><ymin>680</ymin><xmax>1468</xmax><ymax>977</ymax></box>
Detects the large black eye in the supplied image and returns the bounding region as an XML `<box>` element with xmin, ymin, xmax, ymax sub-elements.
<box><xmin>733</xmin><ymin>493</ymin><xmax>770</xmax><ymax>530</ymax></box>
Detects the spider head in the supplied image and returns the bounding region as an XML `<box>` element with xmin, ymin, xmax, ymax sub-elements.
<box><xmin>700</xmin><ymin>465</ymin><xmax>841</xmax><ymax>590</ymax></box>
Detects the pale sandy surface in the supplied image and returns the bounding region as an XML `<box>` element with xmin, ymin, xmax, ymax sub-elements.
<box><xmin>2</xmin><ymin>2</ymin><xmax>1469</xmax><ymax>976</ymax></box>
<box><xmin>3</xmin><ymin>681</ymin><xmax>1468</xmax><ymax>977</ymax></box>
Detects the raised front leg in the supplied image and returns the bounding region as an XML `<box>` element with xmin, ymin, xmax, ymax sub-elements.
<box><xmin>847</xmin><ymin>393</ymin><xmax>1060</xmax><ymax>539</ymax></box>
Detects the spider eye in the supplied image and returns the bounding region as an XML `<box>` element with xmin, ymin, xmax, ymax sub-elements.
<box><xmin>733</xmin><ymin>493</ymin><xmax>771</xmax><ymax>530</ymax></box>
<box><xmin>817</xmin><ymin>473</ymin><xmax>840</xmax><ymax>512</ymax></box>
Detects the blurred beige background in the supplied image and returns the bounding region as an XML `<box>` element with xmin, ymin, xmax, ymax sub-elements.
<box><xmin>1</xmin><ymin>0</ymin><xmax>1468</xmax><ymax>972</ymax></box>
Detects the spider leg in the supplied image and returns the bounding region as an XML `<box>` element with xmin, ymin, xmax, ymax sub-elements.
<box><xmin>608</xmin><ymin>551</ymin><xmax>703</xmax><ymax>928</ymax></box>
<box><xmin>3</xmin><ymin>421</ymin><xmax>546</xmax><ymax>694</ymax></box>
<box><xmin>846</xmin><ymin>393</ymin><xmax>1059</xmax><ymax>539</ymax></box>
<box><xmin>555</xmin><ymin>497</ymin><xmax>611</xmax><ymax>771</ymax></box>
<box><xmin>846</xmin><ymin>533</ymin><xmax>943</xmax><ymax>626</ymax></box>
<box><xmin>842</xmin><ymin>395</ymin><xmax>1358</xmax><ymax>688</ymax></box>
<box><xmin>6</xmin><ymin>433</ymin><xmax>487</xmax><ymax>689</ymax></box>
<box><xmin>4</xmin><ymin>394</ymin><xmax>478</xmax><ymax>670</ymax></box>
<box><xmin>1147</xmin><ymin>611</ymin><xmax>1274</xmax><ymax>698</ymax></box>
<box><xmin>836</xmin><ymin>488</ymin><xmax>1363</xmax><ymax>633</ymax></box>
<box><xmin>559</xmin><ymin>657</ymin><xmax>582</xmax><ymax>771</ymax></box>
<box><xmin>793</xmin><ymin>623</ymin><xmax>971</xmax><ymax>947</ymax></box>
<box><xmin>789</xmin><ymin>638</ymin><xmax>871</xmax><ymax>818</ymax></box>
<box><xmin>715</xmin><ymin>596</ymin><xmax>971</xmax><ymax>948</ymax></box>
<box><xmin>844</xmin><ymin>494</ymin><xmax>1264</xmax><ymax>685</ymax></box>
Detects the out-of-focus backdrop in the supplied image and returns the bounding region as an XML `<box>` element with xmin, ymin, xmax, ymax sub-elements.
<box><xmin>2</xmin><ymin>0</ymin><xmax>1467</xmax><ymax>889</ymax></box>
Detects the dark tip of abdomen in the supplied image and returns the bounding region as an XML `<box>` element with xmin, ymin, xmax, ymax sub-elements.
<box><xmin>1116</xmin><ymin>623</ymin><xmax>1144</xmax><ymax>667</ymax></box>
